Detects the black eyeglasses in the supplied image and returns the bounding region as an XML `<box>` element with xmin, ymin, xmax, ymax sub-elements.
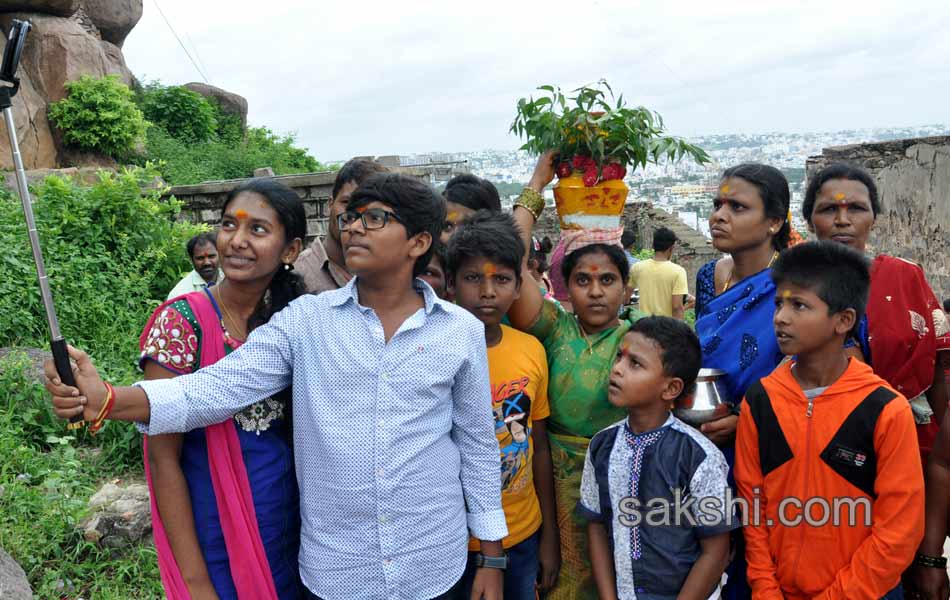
<box><xmin>337</xmin><ymin>208</ymin><xmax>403</xmax><ymax>231</ymax></box>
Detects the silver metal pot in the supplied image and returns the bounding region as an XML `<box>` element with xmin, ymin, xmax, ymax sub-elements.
<box><xmin>673</xmin><ymin>368</ymin><xmax>734</xmax><ymax>427</ymax></box>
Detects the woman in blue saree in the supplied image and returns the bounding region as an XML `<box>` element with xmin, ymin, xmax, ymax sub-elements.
<box><xmin>694</xmin><ymin>163</ymin><xmax>792</xmax><ymax>600</ymax></box>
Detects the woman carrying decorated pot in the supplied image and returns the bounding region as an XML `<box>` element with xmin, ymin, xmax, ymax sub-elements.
<box><xmin>693</xmin><ymin>163</ymin><xmax>793</xmax><ymax>599</ymax></box>
<box><xmin>802</xmin><ymin>163</ymin><xmax>949</xmax><ymax>463</ymax></box>
<box><xmin>509</xmin><ymin>152</ymin><xmax>640</xmax><ymax>599</ymax></box>
<box><xmin>507</xmin><ymin>82</ymin><xmax>710</xmax><ymax>599</ymax></box>
<box><xmin>143</xmin><ymin>178</ymin><xmax>305</xmax><ymax>600</ymax></box>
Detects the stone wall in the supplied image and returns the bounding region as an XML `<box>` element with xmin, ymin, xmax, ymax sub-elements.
<box><xmin>166</xmin><ymin>169</ymin><xmax>429</xmax><ymax>246</ymax></box>
<box><xmin>535</xmin><ymin>201</ymin><xmax>719</xmax><ymax>292</ymax></box>
<box><xmin>806</xmin><ymin>136</ymin><xmax>950</xmax><ymax>299</ymax></box>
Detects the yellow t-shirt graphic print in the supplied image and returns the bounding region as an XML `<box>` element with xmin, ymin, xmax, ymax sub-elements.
<box><xmin>470</xmin><ymin>325</ymin><xmax>550</xmax><ymax>550</ymax></box>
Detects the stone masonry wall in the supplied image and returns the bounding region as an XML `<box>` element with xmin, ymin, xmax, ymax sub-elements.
<box><xmin>806</xmin><ymin>136</ymin><xmax>950</xmax><ymax>299</ymax></box>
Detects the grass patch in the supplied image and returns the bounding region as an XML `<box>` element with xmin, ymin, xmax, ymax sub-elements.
<box><xmin>0</xmin><ymin>352</ymin><xmax>162</xmax><ymax>598</ymax></box>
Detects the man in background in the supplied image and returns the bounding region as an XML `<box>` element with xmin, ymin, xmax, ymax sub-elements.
<box><xmin>628</xmin><ymin>227</ymin><xmax>688</xmax><ymax>319</ymax></box>
<box><xmin>295</xmin><ymin>158</ymin><xmax>388</xmax><ymax>294</ymax></box>
<box><xmin>167</xmin><ymin>232</ymin><xmax>220</xmax><ymax>300</ymax></box>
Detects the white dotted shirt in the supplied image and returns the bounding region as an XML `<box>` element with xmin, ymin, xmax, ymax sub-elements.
<box><xmin>137</xmin><ymin>278</ymin><xmax>508</xmax><ymax>599</ymax></box>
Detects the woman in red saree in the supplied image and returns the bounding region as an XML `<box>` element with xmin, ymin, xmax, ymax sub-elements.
<box><xmin>142</xmin><ymin>178</ymin><xmax>306</xmax><ymax>599</ymax></box>
<box><xmin>804</xmin><ymin>163</ymin><xmax>950</xmax><ymax>463</ymax></box>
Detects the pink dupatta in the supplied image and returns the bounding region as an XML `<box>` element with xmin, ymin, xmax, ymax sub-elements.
<box><xmin>141</xmin><ymin>290</ymin><xmax>279</xmax><ymax>599</ymax></box>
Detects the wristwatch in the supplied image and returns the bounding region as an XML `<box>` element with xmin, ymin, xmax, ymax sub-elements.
<box><xmin>474</xmin><ymin>553</ymin><xmax>509</xmax><ymax>570</ymax></box>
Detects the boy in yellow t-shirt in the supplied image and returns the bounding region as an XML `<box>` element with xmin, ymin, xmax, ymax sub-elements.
<box><xmin>629</xmin><ymin>227</ymin><xmax>688</xmax><ymax>319</ymax></box>
<box><xmin>446</xmin><ymin>210</ymin><xmax>560</xmax><ymax>599</ymax></box>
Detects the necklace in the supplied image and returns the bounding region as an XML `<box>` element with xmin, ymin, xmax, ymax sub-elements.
<box><xmin>721</xmin><ymin>251</ymin><xmax>779</xmax><ymax>294</ymax></box>
<box><xmin>214</xmin><ymin>287</ymin><xmax>246</xmax><ymax>342</ymax></box>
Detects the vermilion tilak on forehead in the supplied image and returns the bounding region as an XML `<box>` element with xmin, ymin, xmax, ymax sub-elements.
<box><xmin>483</xmin><ymin>262</ymin><xmax>497</xmax><ymax>276</ymax></box>
<box><xmin>590</xmin><ymin>265</ymin><xmax>600</xmax><ymax>272</ymax></box>
<box><xmin>356</xmin><ymin>206</ymin><xmax>367</xmax><ymax>213</ymax></box>
<box><xmin>619</xmin><ymin>341</ymin><xmax>631</xmax><ymax>359</ymax></box>
<box><xmin>234</xmin><ymin>209</ymin><xmax>249</xmax><ymax>220</ymax></box>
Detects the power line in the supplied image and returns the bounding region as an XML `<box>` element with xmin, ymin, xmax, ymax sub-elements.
<box><xmin>184</xmin><ymin>31</ymin><xmax>212</xmax><ymax>83</ymax></box>
<box><xmin>152</xmin><ymin>0</ymin><xmax>210</xmax><ymax>84</ymax></box>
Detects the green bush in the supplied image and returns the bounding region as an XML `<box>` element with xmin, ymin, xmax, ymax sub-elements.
<box><xmin>0</xmin><ymin>166</ymin><xmax>205</xmax><ymax>379</ymax></box>
<box><xmin>137</xmin><ymin>83</ymin><xmax>218</xmax><ymax>143</ymax></box>
<box><xmin>142</xmin><ymin>124</ymin><xmax>327</xmax><ymax>185</ymax></box>
<box><xmin>0</xmin><ymin>352</ymin><xmax>162</xmax><ymax>598</ymax></box>
<box><xmin>48</xmin><ymin>75</ymin><xmax>146</xmax><ymax>158</ymax></box>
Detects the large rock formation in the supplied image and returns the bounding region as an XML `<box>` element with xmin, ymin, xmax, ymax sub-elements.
<box><xmin>80</xmin><ymin>0</ymin><xmax>141</xmax><ymax>46</ymax></box>
<box><xmin>0</xmin><ymin>0</ymin><xmax>77</xmax><ymax>17</ymax></box>
<box><xmin>0</xmin><ymin>1</ymin><xmax>137</xmax><ymax>169</ymax></box>
<box><xmin>184</xmin><ymin>82</ymin><xmax>249</xmax><ymax>129</ymax></box>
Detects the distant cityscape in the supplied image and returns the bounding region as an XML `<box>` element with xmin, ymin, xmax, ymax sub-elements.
<box><xmin>395</xmin><ymin>124</ymin><xmax>949</xmax><ymax>239</ymax></box>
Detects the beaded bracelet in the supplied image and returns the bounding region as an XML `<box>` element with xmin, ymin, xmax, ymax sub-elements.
<box><xmin>513</xmin><ymin>187</ymin><xmax>545</xmax><ymax>221</ymax></box>
<box><xmin>913</xmin><ymin>552</ymin><xmax>948</xmax><ymax>569</ymax></box>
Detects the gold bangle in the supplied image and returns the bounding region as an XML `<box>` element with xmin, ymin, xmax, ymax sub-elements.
<box><xmin>514</xmin><ymin>187</ymin><xmax>545</xmax><ymax>220</ymax></box>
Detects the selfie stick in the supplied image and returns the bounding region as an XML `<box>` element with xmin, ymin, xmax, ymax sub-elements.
<box><xmin>1</xmin><ymin>20</ymin><xmax>84</xmax><ymax>430</ymax></box>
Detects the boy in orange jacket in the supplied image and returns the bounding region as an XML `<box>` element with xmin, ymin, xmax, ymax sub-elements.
<box><xmin>735</xmin><ymin>241</ymin><xmax>924</xmax><ymax>600</ymax></box>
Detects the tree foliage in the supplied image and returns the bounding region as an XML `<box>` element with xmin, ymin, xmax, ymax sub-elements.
<box><xmin>0</xmin><ymin>166</ymin><xmax>204</xmax><ymax>377</ymax></box>
<box><xmin>136</xmin><ymin>83</ymin><xmax>218</xmax><ymax>143</ymax></box>
<box><xmin>47</xmin><ymin>75</ymin><xmax>146</xmax><ymax>158</ymax></box>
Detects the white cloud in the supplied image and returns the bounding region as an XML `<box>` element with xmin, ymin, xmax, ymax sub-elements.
<box><xmin>124</xmin><ymin>0</ymin><xmax>950</xmax><ymax>162</ymax></box>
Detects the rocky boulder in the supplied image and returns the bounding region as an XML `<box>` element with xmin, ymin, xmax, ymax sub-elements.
<box><xmin>81</xmin><ymin>480</ymin><xmax>152</xmax><ymax>549</ymax></box>
<box><xmin>184</xmin><ymin>82</ymin><xmax>249</xmax><ymax>129</ymax></box>
<box><xmin>80</xmin><ymin>0</ymin><xmax>141</xmax><ymax>47</ymax></box>
<box><xmin>0</xmin><ymin>0</ymin><xmax>77</xmax><ymax>17</ymax></box>
<box><xmin>0</xmin><ymin>547</ymin><xmax>32</xmax><ymax>600</ymax></box>
<box><xmin>0</xmin><ymin>13</ymin><xmax>134</xmax><ymax>169</ymax></box>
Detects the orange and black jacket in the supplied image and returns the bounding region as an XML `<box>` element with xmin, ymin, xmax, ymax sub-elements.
<box><xmin>735</xmin><ymin>359</ymin><xmax>924</xmax><ymax>600</ymax></box>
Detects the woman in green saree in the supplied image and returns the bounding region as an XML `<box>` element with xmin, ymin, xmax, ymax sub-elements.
<box><xmin>509</xmin><ymin>153</ymin><xmax>642</xmax><ymax>599</ymax></box>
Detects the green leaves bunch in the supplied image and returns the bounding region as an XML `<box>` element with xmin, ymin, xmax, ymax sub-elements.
<box><xmin>510</xmin><ymin>80</ymin><xmax>709</xmax><ymax>171</ymax></box>
<box><xmin>48</xmin><ymin>75</ymin><xmax>146</xmax><ymax>158</ymax></box>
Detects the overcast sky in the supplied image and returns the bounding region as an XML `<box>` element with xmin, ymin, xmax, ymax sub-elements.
<box><xmin>123</xmin><ymin>0</ymin><xmax>950</xmax><ymax>163</ymax></box>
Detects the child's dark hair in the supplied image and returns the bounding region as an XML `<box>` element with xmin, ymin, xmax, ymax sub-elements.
<box><xmin>770</xmin><ymin>240</ymin><xmax>870</xmax><ymax>325</ymax></box>
<box><xmin>530</xmin><ymin>236</ymin><xmax>553</xmax><ymax>273</ymax></box>
<box><xmin>721</xmin><ymin>163</ymin><xmax>791</xmax><ymax>251</ymax></box>
<box><xmin>348</xmin><ymin>173</ymin><xmax>446</xmax><ymax>277</ymax></box>
<box><xmin>446</xmin><ymin>210</ymin><xmax>524</xmax><ymax>285</ymax></box>
<box><xmin>561</xmin><ymin>244</ymin><xmax>630</xmax><ymax>283</ymax></box>
<box><xmin>186</xmin><ymin>231</ymin><xmax>217</xmax><ymax>258</ymax></box>
<box><xmin>621</xmin><ymin>229</ymin><xmax>637</xmax><ymax>249</ymax></box>
<box><xmin>444</xmin><ymin>174</ymin><xmax>502</xmax><ymax>213</ymax></box>
<box><xmin>332</xmin><ymin>158</ymin><xmax>387</xmax><ymax>200</ymax></box>
<box><xmin>652</xmin><ymin>227</ymin><xmax>677</xmax><ymax>252</ymax></box>
<box><xmin>630</xmin><ymin>316</ymin><xmax>701</xmax><ymax>401</ymax></box>
<box><xmin>802</xmin><ymin>163</ymin><xmax>880</xmax><ymax>223</ymax></box>
<box><xmin>223</xmin><ymin>178</ymin><xmax>307</xmax><ymax>332</ymax></box>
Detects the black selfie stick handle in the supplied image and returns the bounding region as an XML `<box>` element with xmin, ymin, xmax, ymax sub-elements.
<box><xmin>52</xmin><ymin>338</ymin><xmax>85</xmax><ymax>429</ymax></box>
